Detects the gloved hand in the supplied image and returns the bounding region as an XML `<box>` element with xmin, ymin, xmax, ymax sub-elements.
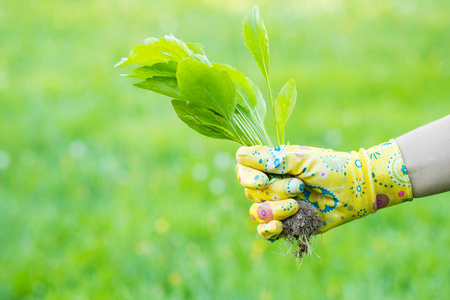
<box><xmin>236</xmin><ymin>163</ymin><xmax>303</xmax><ymax>242</ymax></box>
<box><xmin>236</xmin><ymin>139</ymin><xmax>414</xmax><ymax>241</ymax></box>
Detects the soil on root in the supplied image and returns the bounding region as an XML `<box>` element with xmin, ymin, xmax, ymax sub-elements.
<box><xmin>281</xmin><ymin>200</ymin><xmax>323</xmax><ymax>258</ymax></box>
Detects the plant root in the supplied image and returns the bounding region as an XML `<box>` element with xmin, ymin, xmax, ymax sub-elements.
<box><xmin>281</xmin><ymin>200</ymin><xmax>323</xmax><ymax>259</ymax></box>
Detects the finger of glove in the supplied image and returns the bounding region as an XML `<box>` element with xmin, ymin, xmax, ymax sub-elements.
<box><xmin>257</xmin><ymin>220</ymin><xmax>283</xmax><ymax>243</ymax></box>
<box><xmin>245</xmin><ymin>177</ymin><xmax>305</xmax><ymax>202</ymax></box>
<box><xmin>249</xmin><ymin>199</ymin><xmax>299</xmax><ymax>222</ymax></box>
<box><xmin>236</xmin><ymin>163</ymin><xmax>269</xmax><ymax>190</ymax></box>
<box><xmin>236</xmin><ymin>145</ymin><xmax>305</xmax><ymax>175</ymax></box>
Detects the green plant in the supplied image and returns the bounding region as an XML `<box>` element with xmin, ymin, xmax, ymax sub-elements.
<box><xmin>116</xmin><ymin>5</ymin><xmax>320</xmax><ymax>258</ymax></box>
<box><xmin>115</xmin><ymin>5</ymin><xmax>296</xmax><ymax>147</ymax></box>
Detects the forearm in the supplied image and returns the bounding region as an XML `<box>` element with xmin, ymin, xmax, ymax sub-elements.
<box><xmin>395</xmin><ymin>115</ymin><xmax>450</xmax><ymax>198</ymax></box>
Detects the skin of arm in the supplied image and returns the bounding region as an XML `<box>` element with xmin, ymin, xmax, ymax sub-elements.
<box><xmin>395</xmin><ymin>114</ymin><xmax>450</xmax><ymax>198</ymax></box>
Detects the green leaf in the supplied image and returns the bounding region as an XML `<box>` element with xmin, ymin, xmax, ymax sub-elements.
<box><xmin>172</xmin><ymin>100</ymin><xmax>239</xmax><ymax>142</ymax></box>
<box><xmin>178</xmin><ymin>115</ymin><xmax>236</xmax><ymax>141</ymax></box>
<box><xmin>177</xmin><ymin>58</ymin><xmax>237</xmax><ymax>119</ymax></box>
<box><xmin>243</xmin><ymin>5</ymin><xmax>270</xmax><ymax>84</ymax></box>
<box><xmin>186</xmin><ymin>42</ymin><xmax>206</xmax><ymax>56</ymax></box>
<box><xmin>115</xmin><ymin>35</ymin><xmax>191</xmax><ymax>67</ymax></box>
<box><xmin>134</xmin><ymin>77</ymin><xmax>182</xmax><ymax>99</ymax></box>
<box><xmin>274</xmin><ymin>78</ymin><xmax>297</xmax><ymax>145</ymax></box>
<box><xmin>214</xmin><ymin>63</ymin><xmax>266</xmax><ymax>122</ymax></box>
<box><xmin>172</xmin><ymin>99</ymin><xmax>230</xmax><ymax>129</ymax></box>
<box><xmin>123</xmin><ymin>61</ymin><xmax>178</xmax><ymax>80</ymax></box>
<box><xmin>186</xmin><ymin>42</ymin><xmax>212</xmax><ymax>66</ymax></box>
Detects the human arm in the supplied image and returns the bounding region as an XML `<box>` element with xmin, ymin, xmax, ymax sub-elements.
<box><xmin>396</xmin><ymin>115</ymin><xmax>450</xmax><ymax>198</ymax></box>
<box><xmin>236</xmin><ymin>115</ymin><xmax>450</xmax><ymax>241</ymax></box>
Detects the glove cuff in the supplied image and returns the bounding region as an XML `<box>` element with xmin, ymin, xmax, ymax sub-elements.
<box><xmin>361</xmin><ymin>139</ymin><xmax>414</xmax><ymax>214</ymax></box>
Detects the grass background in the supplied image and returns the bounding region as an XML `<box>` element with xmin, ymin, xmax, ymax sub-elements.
<box><xmin>1</xmin><ymin>0</ymin><xmax>449</xmax><ymax>298</ymax></box>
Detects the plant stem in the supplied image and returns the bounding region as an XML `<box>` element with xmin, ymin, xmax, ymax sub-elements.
<box><xmin>250</xmin><ymin>108</ymin><xmax>273</xmax><ymax>147</ymax></box>
<box><xmin>234</xmin><ymin>114</ymin><xmax>257</xmax><ymax>146</ymax></box>
<box><xmin>227</xmin><ymin>115</ymin><xmax>247</xmax><ymax>145</ymax></box>
<box><xmin>235</xmin><ymin>107</ymin><xmax>266</xmax><ymax>146</ymax></box>
<box><xmin>241</xmin><ymin>114</ymin><xmax>264</xmax><ymax>145</ymax></box>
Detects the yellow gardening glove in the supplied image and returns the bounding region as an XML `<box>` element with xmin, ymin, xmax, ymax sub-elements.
<box><xmin>236</xmin><ymin>163</ymin><xmax>303</xmax><ymax>242</ymax></box>
<box><xmin>236</xmin><ymin>139</ymin><xmax>414</xmax><ymax>241</ymax></box>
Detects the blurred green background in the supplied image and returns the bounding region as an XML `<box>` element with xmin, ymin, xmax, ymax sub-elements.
<box><xmin>1</xmin><ymin>0</ymin><xmax>449</xmax><ymax>298</ymax></box>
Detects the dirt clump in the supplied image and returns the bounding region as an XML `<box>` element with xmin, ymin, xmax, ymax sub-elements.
<box><xmin>281</xmin><ymin>200</ymin><xmax>323</xmax><ymax>258</ymax></box>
